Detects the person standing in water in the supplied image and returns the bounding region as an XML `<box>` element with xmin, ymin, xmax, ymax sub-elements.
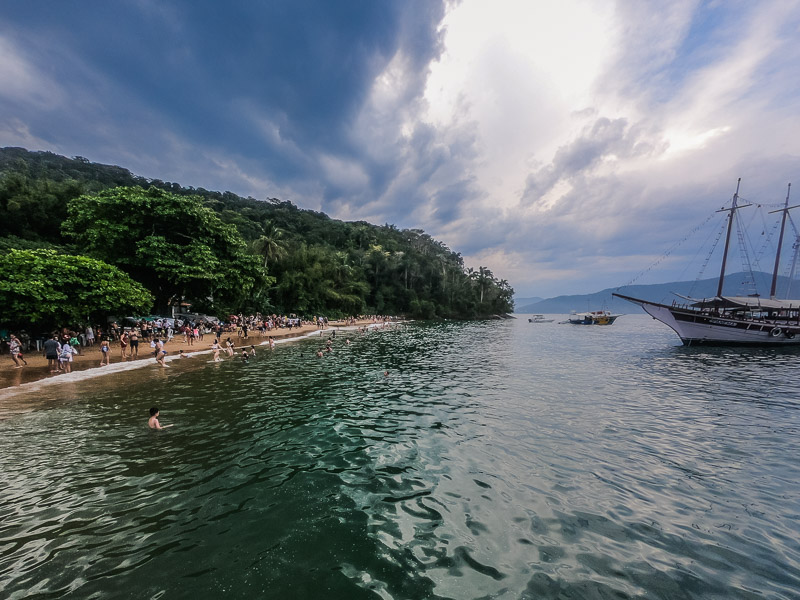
<box><xmin>148</xmin><ymin>407</ymin><xmax>174</xmax><ymax>430</ymax></box>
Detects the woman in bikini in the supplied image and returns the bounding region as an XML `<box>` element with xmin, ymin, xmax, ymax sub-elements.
<box><xmin>99</xmin><ymin>338</ymin><xmax>110</xmax><ymax>366</ymax></box>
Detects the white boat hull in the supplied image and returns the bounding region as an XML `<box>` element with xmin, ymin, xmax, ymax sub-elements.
<box><xmin>616</xmin><ymin>294</ymin><xmax>800</xmax><ymax>345</ymax></box>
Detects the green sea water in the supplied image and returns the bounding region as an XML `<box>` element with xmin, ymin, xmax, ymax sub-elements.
<box><xmin>1</xmin><ymin>317</ymin><xmax>800</xmax><ymax>599</ymax></box>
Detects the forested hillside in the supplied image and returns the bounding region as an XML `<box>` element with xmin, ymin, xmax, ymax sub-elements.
<box><xmin>0</xmin><ymin>147</ymin><xmax>513</xmax><ymax>327</ymax></box>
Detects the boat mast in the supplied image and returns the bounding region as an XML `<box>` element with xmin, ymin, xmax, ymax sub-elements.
<box><xmin>716</xmin><ymin>179</ymin><xmax>742</xmax><ymax>298</ymax></box>
<box><xmin>769</xmin><ymin>183</ymin><xmax>797</xmax><ymax>299</ymax></box>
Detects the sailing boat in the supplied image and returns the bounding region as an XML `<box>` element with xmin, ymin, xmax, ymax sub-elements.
<box><xmin>614</xmin><ymin>180</ymin><xmax>800</xmax><ymax>345</ymax></box>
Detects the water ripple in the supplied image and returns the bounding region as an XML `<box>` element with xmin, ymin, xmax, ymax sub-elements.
<box><xmin>2</xmin><ymin>318</ymin><xmax>800</xmax><ymax>598</ymax></box>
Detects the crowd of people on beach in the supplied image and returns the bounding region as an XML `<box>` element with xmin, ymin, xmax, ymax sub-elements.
<box><xmin>3</xmin><ymin>313</ymin><xmax>399</xmax><ymax>376</ymax></box>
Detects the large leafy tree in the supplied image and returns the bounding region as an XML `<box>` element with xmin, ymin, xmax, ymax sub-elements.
<box><xmin>0</xmin><ymin>249</ymin><xmax>153</xmax><ymax>329</ymax></box>
<box><xmin>62</xmin><ymin>186</ymin><xmax>267</xmax><ymax>311</ymax></box>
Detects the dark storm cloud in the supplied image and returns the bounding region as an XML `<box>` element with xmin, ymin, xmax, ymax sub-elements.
<box><xmin>0</xmin><ymin>0</ymin><xmax>447</xmax><ymax>195</ymax></box>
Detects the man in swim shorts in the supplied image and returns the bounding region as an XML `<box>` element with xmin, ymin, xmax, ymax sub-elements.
<box><xmin>129</xmin><ymin>329</ymin><xmax>139</xmax><ymax>358</ymax></box>
<box><xmin>43</xmin><ymin>334</ymin><xmax>60</xmax><ymax>372</ymax></box>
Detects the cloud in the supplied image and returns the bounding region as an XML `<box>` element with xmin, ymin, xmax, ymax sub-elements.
<box><xmin>2</xmin><ymin>0</ymin><xmax>800</xmax><ymax>298</ymax></box>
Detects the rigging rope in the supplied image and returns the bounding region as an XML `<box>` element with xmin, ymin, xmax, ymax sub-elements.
<box><xmin>688</xmin><ymin>218</ymin><xmax>726</xmax><ymax>298</ymax></box>
<box><xmin>616</xmin><ymin>211</ymin><xmax>717</xmax><ymax>291</ymax></box>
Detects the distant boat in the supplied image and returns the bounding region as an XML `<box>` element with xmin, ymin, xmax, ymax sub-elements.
<box><xmin>614</xmin><ymin>180</ymin><xmax>800</xmax><ymax>345</ymax></box>
<box><xmin>563</xmin><ymin>309</ymin><xmax>620</xmax><ymax>325</ymax></box>
<box><xmin>528</xmin><ymin>314</ymin><xmax>554</xmax><ymax>323</ymax></box>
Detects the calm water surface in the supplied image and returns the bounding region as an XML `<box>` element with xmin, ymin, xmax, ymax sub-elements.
<box><xmin>2</xmin><ymin>316</ymin><xmax>800</xmax><ymax>599</ymax></box>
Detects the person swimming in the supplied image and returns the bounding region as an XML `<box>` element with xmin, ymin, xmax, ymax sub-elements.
<box><xmin>148</xmin><ymin>407</ymin><xmax>174</xmax><ymax>430</ymax></box>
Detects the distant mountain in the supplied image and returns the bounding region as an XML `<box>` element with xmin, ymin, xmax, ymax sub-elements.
<box><xmin>513</xmin><ymin>296</ymin><xmax>543</xmax><ymax>308</ymax></box>
<box><xmin>516</xmin><ymin>272</ymin><xmax>799</xmax><ymax>314</ymax></box>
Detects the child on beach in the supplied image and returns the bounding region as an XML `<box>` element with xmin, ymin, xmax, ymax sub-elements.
<box><xmin>148</xmin><ymin>407</ymin><xmax>174</xmax><ymax>430</ymax></box>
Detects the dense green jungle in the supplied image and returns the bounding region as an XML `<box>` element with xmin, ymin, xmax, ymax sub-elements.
<box><xmin>0</xmin><ymin>147</ymin><xmax>514</xmax><ymax>329</ymax></box>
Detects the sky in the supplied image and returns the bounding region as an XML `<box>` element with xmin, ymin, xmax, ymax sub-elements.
<box><xmin>2</xmin><ymin>0</ymin><xmax>800</xmax><ymax>298</ymax></box>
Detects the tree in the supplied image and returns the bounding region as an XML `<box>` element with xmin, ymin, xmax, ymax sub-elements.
<box><xmin>252</xmin><ymin>221</ymin><xmax>287</xmax><ymax>268</ymax></box>
<box><xmin>0</xmin><ymin>249</ymin><xmax>153</xmax><ymax>329</ymax></box>
<box><xmin>62</xmin><ymin>186</ymin><xmax>267</xmax><ymax>311</ymax></box>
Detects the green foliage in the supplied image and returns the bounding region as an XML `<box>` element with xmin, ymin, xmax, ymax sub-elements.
<box><xmin>62</xmin><ymin>186</ymin><xmax>270</xmax><ymax>312</ymax></box>
<box><xmin>0</xmin><ymin>249</ymin><xmax>153</xmax><ymax>329</ymax></box>
<box><xmin>1</xmin><ymin>148</ymin><xmax>514</xmax><ymax>319</ymax></box>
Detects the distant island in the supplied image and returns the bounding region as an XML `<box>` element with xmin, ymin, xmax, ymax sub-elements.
<box><xmin>515</xmin><ymin>270</ymin><xmax>796</xmax><ymax>314</ymax></box>
<box><xmin>0</xmin><ymin>147</ymin><xmax>513</xmax><ymax>331</ymax></box>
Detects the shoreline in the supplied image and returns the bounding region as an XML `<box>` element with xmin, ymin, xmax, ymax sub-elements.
<box><xmin>0</xmin><ymin>320</ymin><xmax>380</xmax><ymax>398</ymax></box>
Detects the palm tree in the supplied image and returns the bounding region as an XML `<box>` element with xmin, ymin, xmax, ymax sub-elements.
<box><xmin>253</xmin><ymin>221</ymin><xmax>287</xmax><ymax>268</ymax></box>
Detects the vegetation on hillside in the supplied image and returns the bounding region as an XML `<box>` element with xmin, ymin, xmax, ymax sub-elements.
<box><xmin>0</xmin><ymin>147</ymin><xmax>514</xmax><ymax>322</ymax></box>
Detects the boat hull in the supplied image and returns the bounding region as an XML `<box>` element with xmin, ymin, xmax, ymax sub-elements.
<box><xmin>566</xmin><ymin>315</ymin><xmax>619</xmax><ymax>325</ymax></box>
<box><xmin>614</xmin><ymin>293</ymin><xmax>800</xmax><ymax>346</ymax></box>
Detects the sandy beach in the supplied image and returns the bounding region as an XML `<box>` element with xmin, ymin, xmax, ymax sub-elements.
<box><xmin>1</xmin><ymin>321</ymin><xmax>369</xmax><ymax>390</ymax></box>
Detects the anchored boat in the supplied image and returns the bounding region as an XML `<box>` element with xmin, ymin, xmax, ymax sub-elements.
<box><xmin>614</xmin><ymin>180</ymin><xmax>800</xmax><ymax>346</ymax></box>
<box><xmin>528</xmin><ymin>314</ymin><xmax>554</xmax><ymax>323</ymax></box>
<box><xmin>563</xmin><ymin>309</ymin><xmax>620</xmax><ymax>325</ymax></box>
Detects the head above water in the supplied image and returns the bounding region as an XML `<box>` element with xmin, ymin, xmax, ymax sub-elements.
<box><xmin>149</xmin><ymin>407</ymin><xmax>159</xmax><ymax>417</ymax></box>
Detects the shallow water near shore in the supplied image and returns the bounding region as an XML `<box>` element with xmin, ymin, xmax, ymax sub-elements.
<box><xmin>2</xmin><ymin>316</ymin><xmax>800</xmax><ymax>599</ymax></box>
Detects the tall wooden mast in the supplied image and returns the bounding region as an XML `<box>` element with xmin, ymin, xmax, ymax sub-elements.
<box><xmin>716</xmin><ymin>179</ymin><xmax>745</xmax><ymax>298</ymax></box>
<box><xmin>768</xmin><ymin>183</ymin><xmax>797</xmax><ymax>299</ymax></box>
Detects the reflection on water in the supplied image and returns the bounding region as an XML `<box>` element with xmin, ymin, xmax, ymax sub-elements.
<box><xmin>1</xmin><ymin>317</ymin><xmax>800</xmax><ymax>599</ymax></box>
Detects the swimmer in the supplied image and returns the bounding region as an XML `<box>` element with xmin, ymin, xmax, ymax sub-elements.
<box><xmin>178</xmin><ymin>349</ymin><xmax>190</xmax><ymax>358</ymax></box>
<box><xmin>345</xmin><ymin>338</ymin><xmax>351</xmax><ymax>345</ymax></box>
<box><xmin>148</xmin><ymin>407</ymin><xmax>174</xmax><ymax>430</ymax></box>
<box><xmin>249</xmin><ymin>345</ymin><xmax>256</xmax><ymax>357</ymax></box>
<box><xmin>316</xmin><ymin>349</ymin><xmax>324</xmax><ymax>358</ymax></box>
<box><xmin>211</xmin><ymin>339</ymin><xmax>221</xmax><ymax>361</ymax></box>
<box><xmin>240</xmin><ymin>350</ymin><xmax>249</xmax><ymax>361</ymax></box>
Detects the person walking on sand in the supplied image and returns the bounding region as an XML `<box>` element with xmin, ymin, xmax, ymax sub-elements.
<box><xmin>85</xmin><ymin>325</ymin><xmax>95</xmax><ymax>346</ymax></box>
<box><xmin>148</xmin><ymin>407</ymin><xmax>174</xmax><ymax>430</ymax></box>
<box><xmin>8</xmin><ymin>334</ymin><xmax>26</xmax><ymax>367</ymax></box>
<box><xmin>99</xmin><ymin>338</ymin><xmax>111</xmax><ymax>366</ymax></box>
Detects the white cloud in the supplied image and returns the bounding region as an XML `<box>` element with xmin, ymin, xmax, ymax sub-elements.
<box><xmin>0</xmin><ymin>35</ymin><xmax>64</xmax><ymax>109</ymax></box>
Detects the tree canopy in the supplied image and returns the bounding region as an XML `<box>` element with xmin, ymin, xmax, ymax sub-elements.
<box><xmin>0</xmin><ymin>148</ymin><xmax>514</xmax><ymax>323</ymax></box>
<box><xmin>0</xmin><ymin>249</ymin><xmax>153</xmax><ymax>329</ymax></box>
<box><xmin>62</xmin><ymin>186</ymin><xmax>269</xmax><ymax>312</ymax></box>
